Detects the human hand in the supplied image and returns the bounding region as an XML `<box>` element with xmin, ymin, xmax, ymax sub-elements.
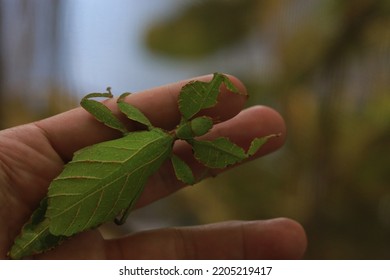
<box><xmin>0</xmin><ymin>74</ymin><xmax>306</xmax><ymax>259</ymax></box>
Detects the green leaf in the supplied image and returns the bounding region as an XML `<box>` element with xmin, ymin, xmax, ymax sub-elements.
<box><xmin>171</xmin><ymin>154</ymin><xmax>195</xmax><ymax>185</ymax></box>
<box><xmin>46</xmin><ymin>129</ymin><xmax>174</xmax><ymax>236</ymax></box>
<box><xmin>178</xmin><ymin>73</ymin><xmax>239</xmax><ymax>120</ymax></box>
<box><xmin>117</xmin><ymin>92</ymin><xmax>153</xmax><ymax>129</ymax></box>
<box><xmin>191</xmin><ymin>137</ymin><xmax>247</xmax><ymax>168</ymax></box>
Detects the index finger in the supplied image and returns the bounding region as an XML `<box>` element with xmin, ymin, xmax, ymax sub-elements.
<box><xmin>36</xmin><ymin>74</ymin><xmax>247</xmax><ymax>161</ymax></box>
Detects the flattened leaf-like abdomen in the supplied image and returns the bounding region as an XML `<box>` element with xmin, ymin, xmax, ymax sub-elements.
<box><xmin>46</xmin><ymin>129</ymin><xmax>174</xmax><ymax>236</ymax></box>
<box><xmin>8</xmin><ymin>198</ymin><xmax>66</xmax><ymax>259</ymax></box>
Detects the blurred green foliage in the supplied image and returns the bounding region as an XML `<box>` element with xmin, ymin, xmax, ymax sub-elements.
<box><xmin>145</xmin><ymin>0</ymin><xmax>258</xmax><ymax>58</ymax></box>
<box><xmin>145</xmin><ymin>0</ymin><xmax>390</xmax><ymax>259</ymax></box>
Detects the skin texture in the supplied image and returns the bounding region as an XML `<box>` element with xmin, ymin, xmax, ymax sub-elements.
<box><xmin>0</xmin><ymin>74</ymin><xmax>307</xmax><ymax>259</ymax></box>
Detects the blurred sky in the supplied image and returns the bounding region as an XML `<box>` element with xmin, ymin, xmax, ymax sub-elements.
<box><xmin>64</xmin><ymin>0</ymin><xmax>203</xmax><ymax>96</ymax></box>
<box><xmin>2</xmin><ymin>0</ymin><xmax>273</xmax><ymax>100</ymax></box>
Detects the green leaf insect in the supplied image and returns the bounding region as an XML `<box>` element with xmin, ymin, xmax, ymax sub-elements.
<box><xmin>8</xmin><ymin>73</ymin><xmax>280</xmax><ymax>259</ymax></box>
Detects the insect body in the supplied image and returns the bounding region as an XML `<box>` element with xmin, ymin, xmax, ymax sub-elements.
<box><xmin>8</xmin><ymin>73</ymin><xmax>279</xmax><ymax>259</ymax></box>
<box><xmin>47</xmin><ymin>128</ymin><xmax>174</xmax><ymax>236</ymax></box>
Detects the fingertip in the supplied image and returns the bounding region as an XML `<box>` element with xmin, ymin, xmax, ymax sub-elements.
<box><xmin>272</xmin><ymin>218</ymin><xmax>307</xmax><ymax>259</ymax></box>
<box><xmin>198</xmin><ymin>73</ymin><xmax>248</xmax><ymax>121</ymax></box>
<box><xmin>209</xmin><ymin>105</ymin><xmax>286</xmax><ymax>157</ymax></box>
<box><xmin>224</xmin><ymin>74</ymin><xmax>248</xmax><ymax>96</ymax></box>
<box><xmin>245</xmin><ymin>218</ymin><xmax>307</xmax><ymax>259</ymax></box>
<box><xmin>186</xmin><ymin>73</ymin><xmax>248</xmax><ymax>96</ymax></box>
<box><xmin>252</xmin><ymin>105</ymin><xmax>287</xmax><ymax>153</ymax></box>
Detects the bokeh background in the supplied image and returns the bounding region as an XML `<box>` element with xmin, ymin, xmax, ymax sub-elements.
<box><xmin>0</xmin><ymin>0</ymin><xmax>389</xmax><ymax>259</ymax></box>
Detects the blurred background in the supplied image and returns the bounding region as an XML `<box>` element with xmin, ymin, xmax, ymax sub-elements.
<box><xmin>0</xmin><ymin>0</ymin><xmax>389</xmax><ymax>259</ymax></box>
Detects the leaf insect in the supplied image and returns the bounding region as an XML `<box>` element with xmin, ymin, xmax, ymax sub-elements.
<box><xmin>8</xmin><ymin>73</ymin><xmax>280</xmax><ymax>259</ymax></box>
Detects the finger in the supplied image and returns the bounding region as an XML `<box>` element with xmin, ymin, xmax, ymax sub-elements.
<box><xmin>35</xmin><ymin>218</ymin><xmax>306</xmax><ymax>260</ymax></box>
<box><xmin>136</xmin><ymin>105</ymin><xmax>286</xmax><ymax>208</ymax></box>
<box><xmin>35</xmin><ymin>74</ymin><xmax>247</xmax><ymax>161</ymax></box>
<box><xmin>34</xmin><ymin>230</ymin><xmax>107</xmax><ymax>260</ymax></box>
<box><xmin>104</xmin><ymin>218</ymin><xmax>306</xmax><ymax>259</ymax></box>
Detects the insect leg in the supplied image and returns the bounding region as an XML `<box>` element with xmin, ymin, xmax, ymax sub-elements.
<box><xmin>114</xmin><ymin>205</ymin><xmax>133</xmax><ymax>225</ymax></box>
<box><xmin>117</xmin><ymin>92</ymin><xmax>154</xmax><ymax>130</ymax></box>
<box><xmin>171</xmin><ymin>154</ymin><xmax>195</xmax><ymax>185</ymax></box>
<box><xmin>80</xmin><ymin>88</ymin><xmax>128</xmax><ymax>134</ymax></box>
<box><xmin>114</xmin><ymin>183</ymin><xmax>145</xmax><ymax>225</ymax></box>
